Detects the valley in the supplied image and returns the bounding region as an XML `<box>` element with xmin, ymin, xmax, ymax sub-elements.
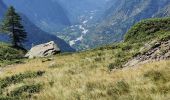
<box><xmin>0</xmin><ymin>1</ymin><xmax>170</xmax><ymax>100</ymax></box>
<box><xmin>3</xmin><ymin>0</ymin><xmax>170</xmax><ymax>51</ymax></box>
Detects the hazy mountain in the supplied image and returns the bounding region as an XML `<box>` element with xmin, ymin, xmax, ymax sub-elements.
<box><xmin>79</xmin><ymin>0</ymin><xmax>170</xmax><ymax>49</ymax></box>
<box><xmin>59</xmin><ymin>0</ymin><xmax>170</xmax><ymax>50</ymax></box>
<box><xmin>0</xmin><ymin>1</ymin><xmax>75</xmax><ymax>52</ymax></box>
<box><xmin>0</xmin><ymin>0</ymin><xmax>6</xmax><ymax>18</ymax></box>
<box><xmin>58</xmin><ymin>0</ymin><xmax>109</xmax><ymax>23</ymax></box>
<box><xmin>0</xmin><ymin>1</ymin><xmax>10</xmax><ymax>42</ymax></box>
<box><xmin>21</xmin><ymin>14</ymin><xmax>75</xmax><ymax>52</ymax></box>
<box><xmin>55</xmin><ymin>0</ymin><xmax>111</xmax><ymax>50</ymax></box>
<box><xmin>155</xmin><ymin>4</ymin><xmax>170</xmax><ymax>17</ymax></box>
<box><xmin>3</xmin><ymin>0</ymin><xmax>71</xmax><ymax>32</ymax></box>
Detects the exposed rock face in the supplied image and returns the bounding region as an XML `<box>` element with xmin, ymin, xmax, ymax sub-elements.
<box><xmin>25</xmin><ymin>41</ymin><xmax>60</xmax><ymax>58</ymax></box>
<box><xmin>125</xmin><ymin>40</ymin><xmax>170</xmax><ymax>67</ymax></box>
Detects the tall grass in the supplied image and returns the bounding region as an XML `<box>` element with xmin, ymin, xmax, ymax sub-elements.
<box><xmin>1</xmin><ymin>49</ymin><xmax>169</xmax><ymax>100</ymax></box>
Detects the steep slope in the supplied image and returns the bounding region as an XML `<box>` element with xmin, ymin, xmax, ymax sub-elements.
<box><xmin>74</xmin><ymin>0</ymin><xmax>170</xmax><ymax>50</ymax></box>
<box><xmin>3</xmin><ymin>0</ymin><xmax>71</xmax><ymax>32</ymax></box>
<box><xmin>124</xmin><ymin>18</ymin><xmax>170</xmax><ymax>66</ymax></box>
<box><xmin>0</xmin><ymin>17</ymin><xmax>170</xmax><ymax>99</ymax></box>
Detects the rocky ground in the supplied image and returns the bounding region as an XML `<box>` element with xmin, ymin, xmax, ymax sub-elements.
<box><xmin>125</xmin><ymin>40</ymin><xmax>170</xmax><ymax>67</ymax></box>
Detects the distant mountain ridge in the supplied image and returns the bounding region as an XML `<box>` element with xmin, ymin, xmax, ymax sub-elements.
<box><xmin>79</xmin><ymin>0</ymin><xmax>170</xmax><ymax>49</ymax></box>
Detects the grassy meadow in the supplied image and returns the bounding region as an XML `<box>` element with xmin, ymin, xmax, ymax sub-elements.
<box><xmin>0</xmin><ymin>49</ymin><xmax>170</xmax><ymax>100</ymax></box>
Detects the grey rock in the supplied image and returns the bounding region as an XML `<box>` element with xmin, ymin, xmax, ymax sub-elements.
<box><xmin>25</xmin><ymin>41</ymin><xmax>60</xmax><ymax>58</ymax></box>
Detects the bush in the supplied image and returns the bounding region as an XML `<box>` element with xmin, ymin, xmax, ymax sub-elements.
<box><xmin>144</xmin><ymin>70</ymin><xmax>166</xmax><ymax>83</ymax></box>
<box><xmin>10</xmin><ymin>84</ymin><xmax>42</xmax><ymax>97</ymax></box>
<box><xmin>108</xmin><ymin>59</ymin><xmax>123</xmax><ymax>71</ymax></box>
<box><xmin>118</xmin><ymin>43</ymin><xmax>132</xmax><ymax>51</ymax></box>
<box><xmin>0</xmin><ymin>71</ymin><xmax>45</xmax><ymax>89</ymax></box>
<box><xmin>107</xmin><ymin>80</ymin><xmax>130</xmax><ymax>96</ymax></box>
<box><xmin>0</xmin><ymin>96</ymin><xmax>18</xmax><ymax>100</ymax></box>
<box><xmin>125</xmin><ymin>18</ymin><xmax>170</xmax><ymax>43</ymax></box>
<box><xmin>94</xmin><ymin>57</ymin><xmax>102</xmax><ymax>62</ymax></box>
<box><xmin>0</xmin><ymin>42</ymin><xmax>26</xmax><ymax>67</ymax></box>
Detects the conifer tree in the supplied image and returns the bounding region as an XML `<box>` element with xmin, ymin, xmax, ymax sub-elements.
<box><xmin>1</xmin><ymin>6</ymin><xmax>27</xmax><ymax>48</ymax></box>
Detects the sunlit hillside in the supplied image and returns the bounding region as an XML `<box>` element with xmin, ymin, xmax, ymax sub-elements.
<box><xmin>0</xmin><ymin>49</ymin><xmax>170</xmax><ymax>100</ymax></box>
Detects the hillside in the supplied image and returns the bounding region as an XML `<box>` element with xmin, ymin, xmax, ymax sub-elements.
<box><xmin>0</xmin><ymin>51</ymin><xmax>170</xmax><ymax>100</ymax></box>
<box><xmin>0</xmin><ymin>17</ymin><xmax>170</xmax><ymax>99</ymax></box>
<box><xmin>0</xmin><ymin>43</ymin><xmax>25</xmax><ymax>67</ymax></box>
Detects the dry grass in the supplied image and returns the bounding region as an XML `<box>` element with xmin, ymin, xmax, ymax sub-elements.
<box><xmin>0</xmin><ymin>50</ymin><xmax>170</xmax><ymax>100</ymax></box>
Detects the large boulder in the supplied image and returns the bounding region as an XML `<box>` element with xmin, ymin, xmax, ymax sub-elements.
<box><xmin>25</xmin><ymin>41</ymin><xmax>60</xmax><ymax>58</ymax></box>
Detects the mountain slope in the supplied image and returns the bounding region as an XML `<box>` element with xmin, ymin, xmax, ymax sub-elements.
<box><xmin>58</xmin><ymin>0</ymin><xmax>108</xmax><ymax>23</ymax></box>
<box><xmin>0</xmin><ymin>1</ymin><xmax>75</xmax><ymax>52</ymax></box>
<box><xmin>0</xmin><ymin>1</ymin><xmax>6</xmax><ymax>18</ymax></box>
<box><xmin>68</xmin><ymin>0</ymin><xmax>170</xmax><ymax>50</ymax></box>
<box><xmin>0</xmin><ymin>17</ymin><xmax>170</xmax><ymax>100</ymax></box>
<box><xmin>3</xmin><ymin>0</ymin><xmax>71</xmax><ymax>32</ymax></box>
<box><xmin>21</xmin><ymin>14</ymin><xmax>75</xmax><ymax>52</ymax></box>
<box><xmin>52</xmin><ymin>0</ymin><xmax>112</xmax><ymax>50</ymax></box>
<box><xmin>155</xmin><ymin>4</ymin><xmax>170</xmax><ymax>17</ymax></box>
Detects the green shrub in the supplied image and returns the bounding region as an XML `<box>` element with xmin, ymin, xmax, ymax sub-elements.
<box><xmin>0</xmin><ymin>96</ymin><xmax>18</xmax><ymax>100</ymax></box>
<box><xmin>0</xmin><ymin>42</ymin><xmax>26</xmax><ymax>67</ymax></box>
<box><xmin>125</xmin><ymin>18</ymin><xmax>170</xmax><ymax>43</ymax></box>
<box><xmin>94</xmin><ymin>57</ymin><xmax>102</xmax><ymax>62</ymax></box>
<box><xmin>49</xmin><ymin>81</ymin><xmax>54</xmax><ymax>87</ymax></box>
<box><xmin>118</xmin><ymin>43</ymin><xmax>132</xmax><ymax>51</ymax></box>
<box><xmin>144</xmin><ymin>70</ymin><xmax>166</xmax><ymax>83</ymax></box>
<box><xmin>114</xmin><ymin>50</ymin><xmax>125</xmax><ymax>58</ymax></box>
<box><xmin>0</xmin><ymin>71</ymin><xmax>45</xmax><ymax>89</ymax></box>
<box><xmin>107</xmin><ymin>80</ymin><xmax>130</xmax><ymax>96</ymax></box>
<box><xmin>10</xmin><ymin>84</ymin><xmax>42</xmax><ymax>97</ymax></box>
<box><xmin>85</xmin><ymin>81</ymin><xmax>106</xmax><ymax>91</ymax></box>
<box><xmin>108</xmin><ymin>59</ymin><xmax>123</xmax><ymax>71</ymax></box>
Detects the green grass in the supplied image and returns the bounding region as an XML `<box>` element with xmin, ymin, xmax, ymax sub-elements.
<box><xmin>0</xmin><ymin>71</ymin><xmax>45</xmax><ymax>90</ymax></box>
<box><xmin>125</xmin><ymin>17</ymin><xmax>170</xmax><ymax>43</ymax></box>
<box><xmin>10</xmin><ymin>84</ymin><xmax>42</xmax><ymax>98</ymax></box>
<box><xmin>0</xmin><ymin>71</ymin><xmax>45</xmax><ymax>99</ymax></box>
<box><xmin>98</xmin><ymin>17</ymin><xmax>170</xmax><ymax>69</ymax></box>
<box><xmin>0</xmin><ymin>42</ymin><xmax>25</xmax><ymax>67</ymax></box>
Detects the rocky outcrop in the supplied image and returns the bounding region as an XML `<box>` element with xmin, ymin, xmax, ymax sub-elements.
<box><xmin>25</xmin><ymin>41</ymin><xmax>60</xmax><ymax>58</ymax></box>
<box><xmin>125</xmin><ymin>40</ymin><xmax>170</xmax><ymax>67</ymax></box>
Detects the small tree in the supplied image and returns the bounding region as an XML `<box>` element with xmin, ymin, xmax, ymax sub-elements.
<box><xmin>1</xmin><ymin>6</ymin><xmax>27</xmax><ymax>48</ymax></box>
